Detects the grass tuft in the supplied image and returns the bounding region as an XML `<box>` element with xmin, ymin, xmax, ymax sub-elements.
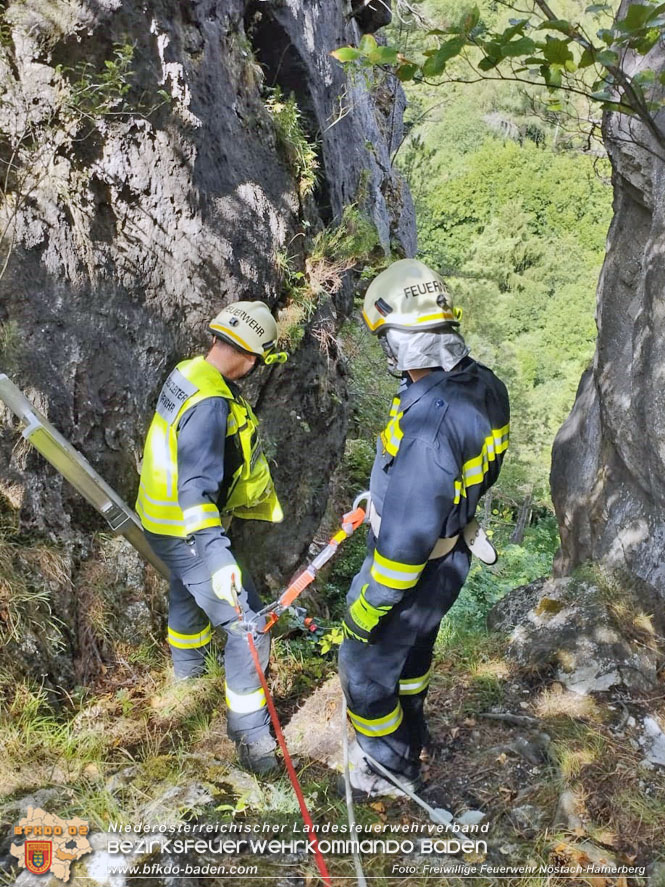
<box><xmin>265</xmin><ymin>86</ymin><xmax>319</xmax><ymax>198</ymax></box>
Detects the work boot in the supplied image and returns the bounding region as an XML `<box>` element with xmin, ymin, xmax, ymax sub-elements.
<box><xmin>338</xmin><ymin>742</ymin><xmax>422</xmax><ymax>801</ymax></box>
<box><xmin>236</xmin><ymin>734</ymin><xmax>279</xmax><ymax>775</ymax></box>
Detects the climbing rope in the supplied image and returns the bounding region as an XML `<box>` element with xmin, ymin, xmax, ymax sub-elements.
<box><xmin>341</xmin><ymin>696</ymin><xmax>368</xmax><ymax>887</ymax></box>
<box><xmin>246</xmin><ymin>632</ymin><xmax>332</xmax><ymax>886</ymax></box>
<box><xmin>239</xmin><ymin>496</ymin><xmax>370</xmax><ymax>886</ymax></box>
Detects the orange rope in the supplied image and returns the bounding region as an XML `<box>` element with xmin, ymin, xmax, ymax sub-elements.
<box><xmin>246</xmin><ymin>633</ymin><xmax>332</xmax><ymax>887</ymax></box>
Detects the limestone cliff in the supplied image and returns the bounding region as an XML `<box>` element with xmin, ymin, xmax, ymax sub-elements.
<box><xmin>0</xmin><ymin>0</ymin><xmax>413</xmax><ymax>566</ymax></box>
<box><xmin>0</xmin><ymin>0</ymin><xmax>414</xmax><ymax>685</ymax></box>
<box><xmin>550</xmin><ymin>41</ymin><xmax>665</xmax><ymax>587</ymax></box>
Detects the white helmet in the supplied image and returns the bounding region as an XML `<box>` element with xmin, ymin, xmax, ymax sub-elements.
<box><xmin>209</xmin><ymin>301</ymin><xmax>287</xmax><ymax>365</ymax></box>
<box><xmin>362</xmin><ymin>258</ymin><xmax>460</xmax><ymax>334</ymax></box>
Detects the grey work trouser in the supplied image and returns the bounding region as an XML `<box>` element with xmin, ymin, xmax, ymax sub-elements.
<box><xmin>339</xmin><ymin>534</ymin><xmax>470</xmax><ymax>779</ymax></box>
<box><xmin>144</xmin><ymin>530</ymin><xmax>271</xmax><ymax>744</ymax></box>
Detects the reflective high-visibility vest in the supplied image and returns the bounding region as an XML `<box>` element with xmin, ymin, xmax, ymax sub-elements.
<box><xmin>135</xmin><ymin>356</ymin><xmax>283</xmax><ymax>537</ymax></box>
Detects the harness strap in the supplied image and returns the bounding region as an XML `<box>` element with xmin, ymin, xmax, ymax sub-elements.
<box><xmin>367</xmin><ymin>500</ymin><xmax>459</xmax><ymax>561</ymax></box>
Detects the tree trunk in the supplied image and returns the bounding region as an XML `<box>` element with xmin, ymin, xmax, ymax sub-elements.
<box><xmin>510</xmin><ymin>491</ymin><xmax>533</xmax><ymax>545</ymax></box>
<box><xmin>482</xmin><ymin>488</ymin><xmax>493</xmax><ymax>528</ymax></box>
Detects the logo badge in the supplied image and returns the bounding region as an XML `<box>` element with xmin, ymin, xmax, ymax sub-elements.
<box><xmin>25</xmin><ymin>840</ymin><xmax>52</xmax><ymax>874</ymax></box>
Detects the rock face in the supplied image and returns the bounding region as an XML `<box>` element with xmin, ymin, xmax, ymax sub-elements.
<box><xmin>489</xmin><ymin>572</ymin><xmax>663</xmax><ymax>695</ymax></box>
<box><xmin>0</xmin><ymin>1</ymin><xmax>414</xmax><ymax>684</ymax></box>
<box><xmin>550</xmin><ymin>38</ymin><xmax>665</xmax><ymax>587</ymax></box>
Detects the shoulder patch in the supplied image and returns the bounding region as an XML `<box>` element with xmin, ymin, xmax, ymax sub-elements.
<box><xmin>156</xmin><ymin>368</ymin><xmax>198</xmax><ymax>424</ymax></box>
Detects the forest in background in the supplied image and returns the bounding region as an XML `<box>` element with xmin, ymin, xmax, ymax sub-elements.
<box><xmin>333</xmin><ymin>0</ymin><xmax>615</xmax><ymax>636</ymax></box>
<box><xmin>395</xmin><ymin>0</ymin><xmax>614</xmax><ymax>508</ymax></box>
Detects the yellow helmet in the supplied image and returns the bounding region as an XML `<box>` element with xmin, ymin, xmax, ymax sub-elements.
<box><xmin>209</xmin><ymin>301</ymin><xmax>287</xmax><ymax>365</ymax></box>
<box><xmin>362</xmin><ymin>258</ymin><xmax>460</xmax><ymax>334</ymax></box>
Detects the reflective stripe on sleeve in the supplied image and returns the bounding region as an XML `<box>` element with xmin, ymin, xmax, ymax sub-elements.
<box><xmin>167</xmin><ymin>623</ymin><xmax>213</xmax><ymax>649</ymax></box>
<box><xmin>380</xmin><ymin>410</ymin><xmax>404</xmax><ymax>457</ymax></box>
<box><xmin>399</xmin><ymin>670</ymin><xmax>431</xmax><ymax>696</ymax></box>
<box><xmin>454</xmin><ymin>423</ymin><xmax>510</xmax><ymax>504</ymax></box>
<box><xmin>370</xmin><ymin>549</ymin><xmax>426</xmax><ymax>590</ymax></box>
<box><xmin>347</xmin><ymin>702</ymin><xmax>403</xmax><ymax>737</ymax></box>
<box><xmin>182</xmin><ymin>503</ymin><xmax>222</xmax><ymax>533</ymax></box>
<box><xmin>136</xmin><ymin>499</ymin><xmax>184</xmax><ymax>529</ymax></box>
<box><xmin>225</xmin><ymin>683</ymin><xmax>267</xmax><ymax>714</ymax></box>
<box><xmin>138</xmin><ymin>483</ymin><xmax>181</xmax><ymax>509</ymax></box>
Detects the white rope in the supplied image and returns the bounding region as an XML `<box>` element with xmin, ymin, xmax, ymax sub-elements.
<box><xmin>341</xmin><ymin>690</ymin><xmax>454</xmax><ymax>830</ymax></box>
<box><xmin>341</xmin><ymin>696</ymin><xmax>368</xmax><ymax>887</ymax></box>
<box><xmin>360</xmin><ymin>747</ymin><xmax>453</xmax><ymax>826</ymax></box>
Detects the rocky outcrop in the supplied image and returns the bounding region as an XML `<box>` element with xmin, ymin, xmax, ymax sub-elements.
<box><xmin>0</xmin><ymin>0</ymin><xmax>414</xmax><ymax>684</ymax></box>
<box><xmin>489</xmin><ymin>572</ymin><xmax>664</xmax><ymax>695</ymax></box>
<box><xmin>550</xmin><ymin>37</ymin><xmax>665</xmax><ymax>587</ymax></box>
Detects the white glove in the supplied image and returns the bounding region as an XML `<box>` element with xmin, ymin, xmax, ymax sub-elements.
<box><xmin>211</xmin><ymin>563</ymin><xmax>242</xmax><ymax>608</ymax></box>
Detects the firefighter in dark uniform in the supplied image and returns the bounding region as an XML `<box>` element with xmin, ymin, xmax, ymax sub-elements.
<box><xmin>339</xmin><ymin>259</ymin><xmax>510</xmax><ymax>797</ymax></box>
<box><xmin>136</xmin><ymin>301</ymin><xmax>287</xmax><ymax>773</ymax></box>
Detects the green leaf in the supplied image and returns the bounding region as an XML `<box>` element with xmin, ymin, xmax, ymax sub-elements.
<box><xmin>536</xmin><ymin>19</ymin><xmax>575</xmax><ymax>35</ymax></box>
<box><xmin>595</xmin><ymin>49</ymin><xmax>619</xmax><ymax>66</ymax></box>
<box><xmin>478</xmin><ymin>55</ymin><xmax>500</xmax><ymax>71</ymax></box>
<box><xmin>368</xmin><ymin>44</ymin><xmax>399</xmax><ymax>65</ymax></box>
<box><xmin>482</xmin><ymin>39</ymin><xmax>502</xmax><ymax>58</ymax></box>
<box><xmin>500</xmin><ymin>18</ymin><xmax>529</xmax><ymax>41</ymax></box>
<box><xmin>616</xmin><ymin>3</ymin><xmax>658</xmax><ymax>31</ymax></box>
<box><xmin>461</xmin><ymin>7</ymin><xmax>481</xmax><ymax>34</ymax></box>
<box><xmin>421</xmin><ymin>36</ymin><xmax>465</xmax><ymax>77</ymax></box>
<box><xmin>396</xmin><ymin>63</ymin><xmax>418</xmax><ymax>82</ymax></box>
<box><xmin>542</xmin><ymin>63</ymin><xmax>563</xmax><ymax>87</ymax></box>
<box><xmin>359</xmin><ymin>33</ymin><xmax>378</xmax><ymax>54</ymax></box>
<box><xmin>624</xmin><ymin>27</ymin><xmax>661</xmax><ymax>54</ymax></box>
<box><xmin>586</xmin><ymin>2</ymin><xmax>611</xmax><ymax>12</ymax></box>
<box><xmin>596</xmin><ymin>28</ymin><xmax>615</xmax><ymax>45</ymax></box>
<box><xmin>542</xmin><ymin>37</ymin><xmax>574</xmax><ymax>65</ymax></box>
<box><xmin>578</xmin><ymin>47</ymin><xmax>595</xmax><ymax>67</ymax></box>
<box><xmin>500</xmin><ymin>36</ymin><xmax>537</xmax><ymax>57</ymax></box>
<box><xmin>330</xmin><ymin>46</ymin><xmax>362</xmax><ymax>62</ymax></box>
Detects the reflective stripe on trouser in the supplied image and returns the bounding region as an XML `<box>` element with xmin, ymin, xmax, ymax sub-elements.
<box><xmin>144</xmin><ymin>530</ymin><xmax>271</xmax><ymax>744</ymax></box>
<box><xmin>339</xmin><ymin>536</ymin><xmax>470</xmax><ymax>779</ymax></box>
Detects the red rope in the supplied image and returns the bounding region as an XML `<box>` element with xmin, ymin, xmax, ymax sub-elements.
<box><xmin>246</xmin><ymin>632</ymin><xmax>332</xmax><ymax>887</ymax></box>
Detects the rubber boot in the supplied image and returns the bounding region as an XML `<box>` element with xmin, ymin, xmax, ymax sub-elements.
<box><xmin>339</xmin><ymin>741</ymin><xmax>422</xmax><ymax>800</ymax></box>
<box><xmin>236</xmin><ymin>734</ymin><xmax>278</xmax><ymax>775</ymax></box>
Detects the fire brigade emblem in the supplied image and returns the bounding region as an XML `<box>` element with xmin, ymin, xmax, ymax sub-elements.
<box><xmin>25</xmin><ymin>840</ymin><xmax>52</xmax><ymax>874</ymax></box>
<box><xmin>11</xmin><ymin>807</ymin><xmax>91</xmax><ymax>882</ymax></box>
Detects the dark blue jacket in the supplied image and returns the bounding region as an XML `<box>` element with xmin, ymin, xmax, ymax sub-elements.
<box><xmin>366</xmin><ymin>357</ymin><xmax>510</xmax><ymax>608</ymax></box>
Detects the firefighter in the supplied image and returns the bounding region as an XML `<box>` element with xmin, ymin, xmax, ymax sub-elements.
<box><xmin>136</xmin><ymin>301</ymin><xmax>287</xmax><ymax>774</ymax></box>
<box><xmin>339</xmin><ymin>259</ymin><xmax>510</xmax><ymax>798</ymax></box>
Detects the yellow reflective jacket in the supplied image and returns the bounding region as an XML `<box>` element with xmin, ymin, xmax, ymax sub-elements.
<box><xmin>135</xmin><ymin>356</ymin><xmax>283</xmax><ymax>537</ymax></box>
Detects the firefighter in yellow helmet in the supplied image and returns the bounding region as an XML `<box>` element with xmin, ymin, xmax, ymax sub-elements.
<box><xmin>136</xmin><ymin>301</ymin><xmax>287</xmax><ymax>774</ymax></box>
<box><xmin>339</xmin><ymin>259</ymin><xmax>510</xmax><ymax>798</ymax></box>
